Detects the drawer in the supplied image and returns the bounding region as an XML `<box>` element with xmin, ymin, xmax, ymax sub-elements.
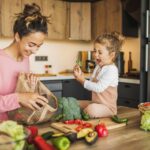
<box><xmin>118</xmin><ymin>83</ymin><xmax>139</xmax><ymax>100</ymax></box>
<box><xmin>42</xmin><ymin>81</ymin><xmax>62</xmax><ymax>91</ymax></box>
<box><xmin>53</xmin><ymin>91</ymin><xmax>62</xmax><ymax>98</ymax></box>
<box><xmin>117</xmin><ymin>98</ymin><xmax>139</xmax><ymax>108</ymax></box>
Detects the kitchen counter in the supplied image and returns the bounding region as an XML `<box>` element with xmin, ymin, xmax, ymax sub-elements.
<box><xmin>38</xmin><ymin>106</ymin><xmax>150</xmax><ymax>150</ymax></box>
<box><xmin>39</xmin><ymin>73</ymin><xmax>140</xmax><ymax>84</ymax></box>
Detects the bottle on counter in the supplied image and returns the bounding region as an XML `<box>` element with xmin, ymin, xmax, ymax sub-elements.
<box><xmin>128</xmin><ymin>51</ymin><xmax>132</xmax><ymax>73</ymax></box>
<box><xmin>45</xmin><ymin>65</ymin><xmax>52</xmax><ymax>74</ymax></box>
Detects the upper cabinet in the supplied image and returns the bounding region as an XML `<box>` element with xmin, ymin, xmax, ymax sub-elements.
<box><xmin>68</xmin><ymin>2</ymin><xmax>91</xmax><ymax>40</ymax></box>
<box><xmin>91</xmin><ymin>0</ymin><xmax>139</xmax><ymax>39</ymax></box>
<box><xmin>0</xmin><ymin>0</ymin><xmax>22</xmax><ymax>37</ymax></box>
<box><xmin>41</xmin><ymin>0</ymin><xmax>68</xmax><ymax>40</ymax></box>
<box><xmin>0</xmin><ymin>0</ymin><xmax>138</xmax><ymax>40</ymax></box>
<box><xmin>92</xmin><ymin>0</ymin><xmax>122</xmax><ymax>39</ymax></box>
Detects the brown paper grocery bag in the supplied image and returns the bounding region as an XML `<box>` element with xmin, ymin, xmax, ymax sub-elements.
<box><xmin>8</xmin><ymin>74</ymin><xmax>58</xmax><ymax>125</ymax></box>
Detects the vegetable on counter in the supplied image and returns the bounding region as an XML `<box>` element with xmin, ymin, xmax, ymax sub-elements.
<box><xmin>41</xmin><ymin>131</ymin><xmax>55</xmax><ymax>140</ymax></box>
<box><xmin>51</xmin><ymin>136</ymin><xmax>71</xmax><ymax>150</ymax></box>
<box><xmin>27</xmin><ymin>126</ymin><xmax>38</xmax><ymax>144</ymax></box>
<box><xmin>81</xmin><ymin>110</ymin><xmax>90</xmax><ymax>121</ymax></box>
<box><xmin>85</xmin><ymin>131</ymin><xmax>98</xmax><ymax>145</ymax></box>
<box><xmin>77</xmin><ymin>128</ymin><xmax>93</xmax><ymax>139</ymax></box>
<box><xmin>95</xmin><ymin>123</ymin><xmax>108</xmax><ymax>137</ymax></box>
<box><xmin>34</xmin><ymin>135</ymin><xmax>55</xmax><ymax>150</ymax></box>
<box><xmin>111</xmin><ymin>115</ymin><xmax>128</xmax><ymax>124</ymax></box>
<box><xmin>140</xmin><ymin>111</ymin><xmax>150</xmax><ymax>131</ymax></box>
<box><xmin>0</xmin><ymin>120</ymin><xmax>26</xmax><ymax>150</ymax></box>
<box><xmin>54</xmin><ymin>97</ymin><xmax>82</xmax><ymax>121</ymax></box>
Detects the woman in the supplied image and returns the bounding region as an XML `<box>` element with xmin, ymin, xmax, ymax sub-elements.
<box><xmin>0</xmin><ymin>3</ymin><xmax>49</xmax><ymax>120</ymax></box>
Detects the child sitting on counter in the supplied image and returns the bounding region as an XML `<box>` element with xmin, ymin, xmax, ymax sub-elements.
<box><xmin>73</xmin><ymin>32</ymin><xmax>124</xmax><ymax>118</ymax></box>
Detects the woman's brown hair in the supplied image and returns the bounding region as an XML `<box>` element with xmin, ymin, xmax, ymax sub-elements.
<box><xmin>13</xmin><ymin>3</ymin><xmax>49</xmax><ymax>38</ymax></box>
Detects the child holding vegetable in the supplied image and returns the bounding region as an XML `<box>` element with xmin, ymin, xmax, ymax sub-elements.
<box><xmin>73</xmin><ymin>32</ymin><xmax>124</xmax><ymax>118</ymax></box>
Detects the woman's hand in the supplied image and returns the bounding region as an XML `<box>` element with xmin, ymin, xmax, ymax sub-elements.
<box><xmin>17</xmin><ymin>93</ymin><xmax>48</xmax><ymax>110</ymax></box>
<box><xmin>73</xmin><ymin>65</ymin><xmax>85</xmax><ymax>84</ymax></box>
<box><xmin>25</xmin><ymin>73</ymin><xmax>39</xmax><ymax>90</ymax></box>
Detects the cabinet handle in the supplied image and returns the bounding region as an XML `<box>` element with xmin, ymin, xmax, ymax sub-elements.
<box><xmin>125</xmin><ymin>100</ymin><xmax>130</xmax><ymax>104</ymax></box>
<box><xmin>63</xmin><ymin>80</ymin><xmax>70</xmax><ymax>83</ymax></box>
<box><xmin>145</xmin><ymin>44</ymin><xmax>149</xmax><ymax>72</ymax></box>
<box><xmin>124</xmin><ymin>85</ymin><xmax>131</xmax><ymax>88</ymax></box>
<box><xmin>146</xmin><ymin>10</ymin><xmax>149</xmax><ymax>38</ymax></box>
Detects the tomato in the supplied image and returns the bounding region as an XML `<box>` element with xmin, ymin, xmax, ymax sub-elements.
<box><xmin>75</xmin><ymin>125</ymin><xmax>83</xmax><ymax>132</ymax></box>
<box><xmin>74</xmin><ymin>119</ymin><xmax>85</xmax><ymax>125</ymax></box>
<box><xmin>64</xmin><ymin>120</ymin><xmax>75</xmax><ymax>124</ymax></box>
<box><xmin>83</xmin><ymin>122</ymin><xmax>92</xmax><ymax>128</ymax></box>
<box><xmin>95</xmin><ymin>123</ymin><xmax>108</xmax><ymax>137</ymax></box>
<box><xmin>143</xmin><ymin>102</ymin><xmax>150</xmax><ymax>107</ymax></box>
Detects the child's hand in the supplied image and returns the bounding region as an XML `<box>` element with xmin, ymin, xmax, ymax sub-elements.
<box><xmin>73</xmin><ymin>65</ymin><xmax>85</xmax><ymax>84</ymax></box>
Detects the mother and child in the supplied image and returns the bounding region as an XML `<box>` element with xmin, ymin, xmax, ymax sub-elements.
<box><xmin>0</xmin><ymin>3</ymin><xmax>124</xmax><ymax>121</ymax></box>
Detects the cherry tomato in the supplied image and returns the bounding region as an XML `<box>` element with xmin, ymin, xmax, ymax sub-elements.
<box><xmin>75</xmin><ymin>125</ymin><xmax>83</xmax><ymax>132</ymax></box>
<box><xmin>83</xmin><ymin>122</ymin><xmax>92</xmax><ymax>128</ymax></box>
<box><xmin>64</xmin><ymin>120</ymin><xmax>75</xmax><ymax>124</ymax></box>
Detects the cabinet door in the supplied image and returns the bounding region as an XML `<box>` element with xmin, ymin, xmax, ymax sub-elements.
<box><xmin>41</xmin><ymin>0</ymin><xmax>67</xmax><ymax>40</ymax></box>
<box><xmin>68</xmin><ymin>2</ymin><xmax>91</xmax><ymax>40</ymax></box>
<box><xmin>92</xmin><ymin>0</ymin><xmax>122</xmax><ymax>39</ymax></box>
<box><xmin>117</xmin><ymin>82</ymin><xmax>140</xmax><ymax>108</ymax></box>
<box><xmin>0</xmin><ymin>0</ymin><xmax>22</xmax><ymax>37</ymax></box>
<box><xmin>62</xmin><ymin>79</ymin><xmax>91</xmax><ymax>100</ymax></box>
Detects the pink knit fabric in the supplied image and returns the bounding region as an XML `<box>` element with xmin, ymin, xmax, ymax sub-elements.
<box><xmin>0</xmin><ymin>49</ymin><xmax>29</xmax><ymax>120</ymax></box>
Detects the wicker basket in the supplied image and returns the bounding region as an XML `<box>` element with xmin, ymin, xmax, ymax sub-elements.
<box><xmin>138</xmin><ymin>102</ymin><xmax>150</xmax><ymax>114</ymax></box>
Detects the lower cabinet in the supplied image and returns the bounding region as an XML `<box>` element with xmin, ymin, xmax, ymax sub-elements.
<box><xmin>41</xmin><ymin>80</ymin><xmax>63</xmax><ymax>98</ymax></box>
<box><xmin>41</xmin><ymin>79</ymin><xmax>91</xmax><ymax>100</ymax></box>
<box><xmin>117</xmin><ymin>82</ymin><xmax>140</xmax><ymax>108</ymax></box>
<box><xmin>62</xmin><ymin>79</ymin><xmax>91</xmax><ymax>100</ymax></box>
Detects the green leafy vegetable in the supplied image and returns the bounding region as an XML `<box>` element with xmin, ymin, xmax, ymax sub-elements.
<box><xmin>140</xmin><ymin>111</ymin><xmax>150</xmax><ymax>131</ymax></box>
<box><xmin>0</xmin><ymin>120</ymin><xmax>26</xmax><ymax>150</ymax></box>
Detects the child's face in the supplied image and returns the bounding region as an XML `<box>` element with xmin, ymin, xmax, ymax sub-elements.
<box><xmin>92</xmin><ymin>43</ymin><xmax>115</xmax><ymax>67</ymax></box>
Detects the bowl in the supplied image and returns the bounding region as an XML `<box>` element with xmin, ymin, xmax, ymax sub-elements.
<box><xmin>0</xmin><ymin>128</ymin><xmax>30</xmax><ymax>150</ymax></box>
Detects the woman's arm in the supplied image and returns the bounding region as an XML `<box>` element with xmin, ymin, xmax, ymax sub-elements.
<box><xmin>0</xmin><ymin>93</ymin><xmax>20</xmax><ymax>113</ymax></box>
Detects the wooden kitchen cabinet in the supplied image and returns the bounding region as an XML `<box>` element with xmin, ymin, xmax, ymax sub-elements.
<box><xmin>117</xmin><ymin>82</ymin><xmax>140</xmax><ymax>108</ymax></box>
<box><xmin>91</xmin><ymin>0</ymin><xmax>122</xmax><ymax>39</ymax></box>
<box><xmin>68</xmin><ymin>2</ymin><xmax>91</xmax><ymax>40</ymax></box>
<box><xmin>0</xmin><ymin>0</ymin><xmax>22</xmax><ymax>37</ymax></box>
<box><xmin>62</xmin><ymin>79</ymin><xmax>91</xmax><ymax>100</ymax></box>
<box><xmin>41</xmin><ymin>0</ymin><xmax>68</xmax><ymax>40</ymax></box>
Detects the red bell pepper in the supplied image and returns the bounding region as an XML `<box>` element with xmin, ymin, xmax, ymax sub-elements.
<box><xmin>27</xmin><ymin>126</ymin><xmax>38</xmax><ymax>144</ymax></box>
<box><xmin>34</xmin><ymin>135</ymin><xmax>55</xmax><ymax>150</ymax></box>
<box><xmin>95</xmin><ymin>123</ymin><xmax>108</xmax><ymax>137</ymax></box>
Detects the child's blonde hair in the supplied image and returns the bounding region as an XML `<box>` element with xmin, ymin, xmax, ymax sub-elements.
<box><xmin>94</xmin><ymin>32</ymin><xmax>124</xmax><ymax>61</ymax></box>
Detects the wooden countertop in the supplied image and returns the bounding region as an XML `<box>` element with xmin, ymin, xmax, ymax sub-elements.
<box><xmin>37</xmin><ymin>106</ymin><xmax>150</xmax><ymax>150</ymax></box>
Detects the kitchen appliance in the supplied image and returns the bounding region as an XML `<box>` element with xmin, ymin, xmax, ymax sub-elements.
<box><xmin>140</xmin><ymin>0</ymin><xmax>150</xmax><ymax>101</ymax></box>
<box><xmin>116</xmin><ymin>51</ymin><xmax>125</xmax><ymax>76</ymax></box>
<box><xmin>77</xmin><ymin>51</ymin><xmax>95</xmax><ymax>73</ymax></box>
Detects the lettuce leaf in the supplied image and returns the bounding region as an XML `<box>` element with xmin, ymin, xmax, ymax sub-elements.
<box><xmin>0</xmin><ymin>121</ymin><xmax>26</xmax><ymax>150</ymax></box>
<box><xmin>140</xmin><ymin>111</ymin><xmax>150</xmax><ymax>131</ymax></box>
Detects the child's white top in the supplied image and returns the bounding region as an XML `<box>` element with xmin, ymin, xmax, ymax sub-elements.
<box><xmin>84</xmin><ymin>64</ymin><xmax>118</xmax><ymax>93</ymax></box>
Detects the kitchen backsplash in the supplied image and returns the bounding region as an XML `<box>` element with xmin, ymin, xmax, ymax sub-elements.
<box><xmin>0</xmin><ymin>37</ymin><xmax>140</xmax><ymax>74</ymax></box>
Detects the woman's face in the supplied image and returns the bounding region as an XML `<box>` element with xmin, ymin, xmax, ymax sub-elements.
<box><xmin>15</xmin><ymin>32</ymin><xmax>46</xmax><ymax>57</ymax></box>
<box><xmin>92</xmin><ymin>43</ymin><xmax>115</xmax><ymax>67</ymax></box>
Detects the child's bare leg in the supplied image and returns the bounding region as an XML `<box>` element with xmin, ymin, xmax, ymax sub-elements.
<box><xmin>84</xmin><ymin>103</ymin><xmax>114</xmax><ymax>118</ymax></box>
<box><xmin>79</xmin><ymin>100</ymin><xmax>91</xmax><ymax>109</ymax></box>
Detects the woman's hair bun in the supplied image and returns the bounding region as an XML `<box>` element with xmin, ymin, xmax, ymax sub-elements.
<box><xmin>23</xmin><ymin>3</ymin><xmax>41</xmax><ymax>16</ymax></box>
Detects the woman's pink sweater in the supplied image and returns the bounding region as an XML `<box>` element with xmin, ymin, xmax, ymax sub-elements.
<box><xmin>0</xmin><ymin>49</ymin><xmax>29</xmax><ymax>120</ymax></box>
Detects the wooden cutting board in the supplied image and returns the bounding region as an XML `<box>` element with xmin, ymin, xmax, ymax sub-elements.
<box><xmin>50</xmin><ymin>118</ymin><xmax>126</xmax><ymax>133</ymax></box>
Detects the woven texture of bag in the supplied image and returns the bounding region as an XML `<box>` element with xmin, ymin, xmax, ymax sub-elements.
<box><xmin>138</xmin><ymin>103</ymin><xmax>150</xmax><ymax>114</ymax></box>
<box><xmin>8</xmin><ymin>74</ymin><xmax>58</xmax><ymax>125</ymax></box>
